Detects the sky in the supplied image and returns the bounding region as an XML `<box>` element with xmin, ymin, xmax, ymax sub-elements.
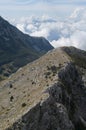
<box><xmin>0</xmin><ymin>0</ymin><xmax>86</xmax><ymax>19</ymax></box>
<box><xmin>0</xmin><ymin>0</ymin><xmax>86</xmax><ymax>50</ymax></box>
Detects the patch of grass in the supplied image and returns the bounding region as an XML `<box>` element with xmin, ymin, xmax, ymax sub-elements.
<box><xmin>46</xmin><ymin>65</ymin><xmax>60</xmax><ymax>78</ymax></box>
<box><xmin>44</xmin><ymin>71</ymin><xmax>51</xmax><ymax>79</ymax></box>
<box><xmin>63</xmin><ymin>47</ymin><xmax>86</xmax><ymax>69</ymax></box>
<box><xmin>72</xmin><ymin>55</ymin><xmax>86</xmax><ymax>69</ymax></box>
<box><xmin>0</xmin><ymin>75</ymin><xmax>6</xmax><ymax>81</ymax></box>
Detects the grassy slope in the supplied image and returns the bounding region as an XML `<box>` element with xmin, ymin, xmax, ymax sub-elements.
<box><xmin>0</xmin><ymin>48</ymin><xmax>70</xmax><ymax>130</ymax></box>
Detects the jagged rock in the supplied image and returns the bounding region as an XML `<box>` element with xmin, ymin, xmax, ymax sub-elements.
<box><xmin>8</xmin><ymin>62</ymin><xmax>86</xmax><ymax>130</ymax></box>
<box><xmin>58</xmin><ymin>63</ymin><xmax>86</xmax><ymax>130</ymax></box>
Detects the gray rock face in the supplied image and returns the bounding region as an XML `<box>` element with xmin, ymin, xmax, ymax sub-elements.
<box><xmin>58</xmin><ymin>63</ymin><xmax>86</xmax><ymax>130</ymax></box>
<box><xmin>7</xmin><ymin>63</ymin><xmax>86</xmax><ymax>130</ymax></box>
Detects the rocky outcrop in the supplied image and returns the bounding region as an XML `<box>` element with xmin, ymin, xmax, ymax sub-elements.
<box><xmin>58</xmin><ymin>63</ymin><xmax>86</xmax><ymax>130</ymax></box>
<box><xmin>6</xmin><ymin>63</ymin><xmax>86</xmax><ymax>130</ymax></box>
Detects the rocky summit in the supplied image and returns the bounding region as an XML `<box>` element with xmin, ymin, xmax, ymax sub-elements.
<box><xmin>0</xmin><ymin>47</ymin><xmax>86</xmax><ymax>130</ymax></box>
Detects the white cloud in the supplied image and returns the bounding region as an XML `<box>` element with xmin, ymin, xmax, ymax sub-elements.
<box><xmin>51</xmin><ymin>31</ymin><xmax>86</xmax><ymax>50</ymax></box>
<box><xmin>11</xmin><ymin>8</ymin><xmax>86</xmax><ymax>50</ymax></box>
<box><xmin>70</xmin><ymin>30</ymin><xmax>86</xmax><ymax>49</ymax></box>
<box><xmin>70</xmin><ymin>7</ymin><xmax>86</xmax><ymax>21</ymax></box>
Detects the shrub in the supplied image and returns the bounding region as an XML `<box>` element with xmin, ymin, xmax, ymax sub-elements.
<box><xmin>22</xmin><ymin>103</ymin><xmax>27</xmax><ymax>107</ymax></box>
<box><xmin>9</xmin><ymin>84</ymin><xmax>13</xmax><ymax>88</ymax></box>
<box><xmin>10</xmin><ymin>96</ymin><xmax>14</xmax><ymax>102</ymax></box>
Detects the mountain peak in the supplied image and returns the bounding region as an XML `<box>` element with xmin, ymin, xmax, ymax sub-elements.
<box><xmin>0</xmin><ymin>16</ymin><xmax>4</xmax><ymax>20</ymax></box>
<box><xmin>0</xmin><ymin>16</ymin><xmax>7</xmax><ymax>23</ymax></box>
<box><xmin>0</xmin><ymin>16</ymin><xmax>10</xmax><ymax>30</ymax></box>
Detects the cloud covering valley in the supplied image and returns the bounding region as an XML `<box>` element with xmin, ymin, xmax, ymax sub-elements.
<box><xmin>11</xmin><ymin>8</ymin><xmax>86</xmax><ymax>50</ymax></box>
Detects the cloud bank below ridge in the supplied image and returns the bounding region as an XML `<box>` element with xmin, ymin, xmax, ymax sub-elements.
<box><xmin>11</xmin><ymin>8</ymin><xmax>86</xmax><ymax>50</ymax></box>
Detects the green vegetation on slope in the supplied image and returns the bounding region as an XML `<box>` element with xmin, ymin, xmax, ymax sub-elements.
<box><xmin>62</xmin><ymin>46</ymin><xmax>86</xmax><ymax>69</ymax></box>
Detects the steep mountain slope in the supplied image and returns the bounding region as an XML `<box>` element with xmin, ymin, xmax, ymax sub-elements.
<box><xmin>0</xmin><ymin>16</ymin><xmax>53</xmax><ymax>80</ymax></box>
<box><xmin>62</xmin><ymin>46</ymin><xmax>86</xmax><ymax>69</ymax></box>
<box><xmin>0</xmin><ymin>47</ymin><xmax>86</xmax><ymax>130</ymax></box>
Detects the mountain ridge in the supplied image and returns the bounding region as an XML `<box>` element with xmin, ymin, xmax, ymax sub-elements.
<box><xmin>0</xmin><ymin>46</ymin><xmax>86</xmax><ymax>130</ymax></box>
<box><xmin>0</xmin><ymin>16</ymin><xmax>53</xmax><ymax>80</ymax></box>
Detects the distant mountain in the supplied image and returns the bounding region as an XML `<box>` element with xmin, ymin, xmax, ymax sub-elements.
<box><xmin>0</xmin><ymin>16</ymin><xmax>53</xmax><ymax>80</ymax></box>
